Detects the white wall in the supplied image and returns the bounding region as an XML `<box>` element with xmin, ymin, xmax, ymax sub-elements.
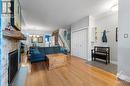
<box><xmin>117</xmin><ymin>0</ymin><xmax>130</xmax><ymax>82</ymax></box>
<box><xmin>71</xmin><ymin>16</ymin><xmax>89</xmax><ymax>31</ymax></box>
<box><xmin>88</xmin><ymin>16</ymin><xmax>95</xmax><ymax>61</ymax></box>
<box><xmin>95</xmin><ymin>12</ymin><xmax>118</xmax><ymax>29</ymax></box>
<box><xmin>94</xmin><ymin>12</ymin><xmax>118</xmax><ymax>64</ymax></box>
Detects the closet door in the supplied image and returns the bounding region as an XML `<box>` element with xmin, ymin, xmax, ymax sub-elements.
<box><xmin>71</xmin><ymin>28</ymin><xmax>88</xmax><ymax>59</ymax></box>
<box><xmin>71</xmin><ymin>31</ymin><xmax>79</xmax><ymax>57</ymax></box>
<box><xmin>80</xmin><ymin>29</ymin><xmax>88</xmax><ymax>59</ymax></box>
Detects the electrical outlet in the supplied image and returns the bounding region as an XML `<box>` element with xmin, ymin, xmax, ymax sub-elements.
<box><xmin>124</xmin><ymin>34</ymin><xmax>128</xmax><ymax>38</ymax></box>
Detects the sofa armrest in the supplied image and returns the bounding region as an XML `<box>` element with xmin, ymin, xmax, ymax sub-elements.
<box><xmin>30</xmin><ymin>53</ymin><xmax>44</xmax><ymax>58</ymax></box>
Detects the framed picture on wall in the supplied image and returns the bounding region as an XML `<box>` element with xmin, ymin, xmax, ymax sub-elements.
<box><xmin>38</xmin><ymin>36</ymin><xmax>43</xmax><ymax>43</ymax></box>
<box><xmin>31</xmin><ymin>37</ymin><xmax>38</xmax><ymax>43</ymax></box>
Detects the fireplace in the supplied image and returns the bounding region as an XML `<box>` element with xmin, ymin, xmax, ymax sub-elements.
<box><xmin>8</xmin><ymin>50</ymin><xmax>18</xmax><ymax>85</ymax></box>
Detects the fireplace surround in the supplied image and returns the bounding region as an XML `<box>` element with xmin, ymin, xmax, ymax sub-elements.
<box><xmin>8</xmin><ymin>49</ymin><xmax>18</xmax><ymax>85</ymax></box>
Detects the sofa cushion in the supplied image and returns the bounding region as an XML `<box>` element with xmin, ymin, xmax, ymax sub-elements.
<box><xmin>34</xmin><ymin>48</ymin><xmax>41</xmax><ymax>54</ymax></box>
<box><xmin>53</xmin><ymin>47</ymin><xmax>60</xmax><ymax>53</ymax></box>
<box><xmin>60</xmin><ymin>47</ymin><xmax>67</xmax><ymax>54</ymax></box>
<box><xmin>38</xmin><ymin>47</ymin><xmax>46</xmax><ymax>55</ymax></box>
<box><xmin>30</xmin><ymin>55</ymin><xmax>44</xmax><ymax>63</ymax></box>
<box><xmin>30</xmin><ymin>48</ymin><xmax>41</xmax><ymax>55</ymax></box>
<box><xmin>44</xmin><ymin>47</ymin><xmax>55</xmax><ymax>54</ymax></box>
<box><xmin>30</xmin><ymin>46</ymin><xmax>66</xmax><ymax>55</ymax></box>
<box><xmin>30</xmin><ymin>53</ymin><xmax>46</xmax><ymax>63</ymax></box>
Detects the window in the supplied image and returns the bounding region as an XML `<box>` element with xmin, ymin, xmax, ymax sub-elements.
<box><xmin>2</xmin><ymin>1</ymin><xmax>12</xmax><ymax>14</ymax></box>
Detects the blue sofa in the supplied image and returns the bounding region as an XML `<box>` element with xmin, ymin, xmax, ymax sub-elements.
<box><xmin>37</xmin><ymin>46</ymin><xmax>67</xmax><ymax>55</ymax></box>
<box><xmin>29</xmin><ymin>46</ymin><xmax>67</xmax><ymax>63</ymax></box>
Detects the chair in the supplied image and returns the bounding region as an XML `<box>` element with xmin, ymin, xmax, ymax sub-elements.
<box><xmin>29</xmin><ymin>48</ymin><xmax>48</xmax><ymax>63</ymax></box>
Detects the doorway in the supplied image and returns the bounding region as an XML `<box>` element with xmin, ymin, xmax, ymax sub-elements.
<box><xmin>45</xmin><ymin>34</ymin><xmax>51</xmax><ymax>47</ymax></box>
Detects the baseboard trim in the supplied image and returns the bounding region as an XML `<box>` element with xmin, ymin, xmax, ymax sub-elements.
<box><xmin>71</xmin><ymin>55</ymin><xmax>88</xmax><ymax>60</ymax></box>
<box><xmin>87</xmin><ymin>58</ymin><xmax>91</xmax><ymax>61</ymax></box>
<box><xmin>117</xmin><ymin>72</ymin><xmax>130</xmax><ymax>82</ymax></box>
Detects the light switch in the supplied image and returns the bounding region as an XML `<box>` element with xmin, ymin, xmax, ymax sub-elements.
<box><xmin>124</xmin><ymin>34</ymin><xmax>128</xmax><ymax>38</ymax></box>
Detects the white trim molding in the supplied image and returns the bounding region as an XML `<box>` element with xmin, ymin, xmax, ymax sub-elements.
<box><xmin>87</xmin><ymin>58</ymin><xmax>92</xmax><ymax>61</ymax></box>
<box><xmin>110</xmin><ymin>60</ymin><xmax>117</xmax><ymax>65</ymax></box>
<box><xmin>117</xmin><ymin>72</ymin><xmax>130</xmax><ymax>82</ymax></box>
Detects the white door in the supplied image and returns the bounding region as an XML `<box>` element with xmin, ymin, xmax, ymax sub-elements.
<box><xmin>71</xmin><ymin>29</ymin><xmax>88</xmax><ymax>59</ymax></box>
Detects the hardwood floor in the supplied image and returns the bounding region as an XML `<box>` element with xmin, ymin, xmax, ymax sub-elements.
<box><xmin>24</xmin><ymin>55</ymin><xmax>130</xmax><ymax>86</ymax></box>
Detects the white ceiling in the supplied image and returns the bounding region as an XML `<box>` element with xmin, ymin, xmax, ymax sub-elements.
<box><xmin>20</xmin><ymin>0</ymin><xmax>117</xmax><ymax>31</ymax></box>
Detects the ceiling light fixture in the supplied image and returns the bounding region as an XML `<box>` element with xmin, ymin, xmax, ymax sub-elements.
<box><xmin>37</xmin><ymin>35</ymin><xmax>40</xmax><ymax>37</ymax></box>
<box><xmin>29</xmin><ymin>35</ymin><xmax>32</xmax><ymax>37</ymax></box>
<box><xmin>29</xmin><ymin>35</ymin><xmax>40</xmax><ymax>38</ymax></box>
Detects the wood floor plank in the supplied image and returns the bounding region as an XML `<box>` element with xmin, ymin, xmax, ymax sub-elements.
<box><xmin>23</xmin><ymin>55</ymin><xmax>130</xmax><ymax>86</ymax></box>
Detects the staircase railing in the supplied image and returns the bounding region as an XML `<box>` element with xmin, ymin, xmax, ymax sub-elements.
<box><xmin>58</xmin><ymin>35</ymin><xmax>64</xmax><ymax>47</ymax></box>
<box><xmin>59</xmin><ymin>29</ymin><xmax>70</xmax><ymax>52</ymax></box>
